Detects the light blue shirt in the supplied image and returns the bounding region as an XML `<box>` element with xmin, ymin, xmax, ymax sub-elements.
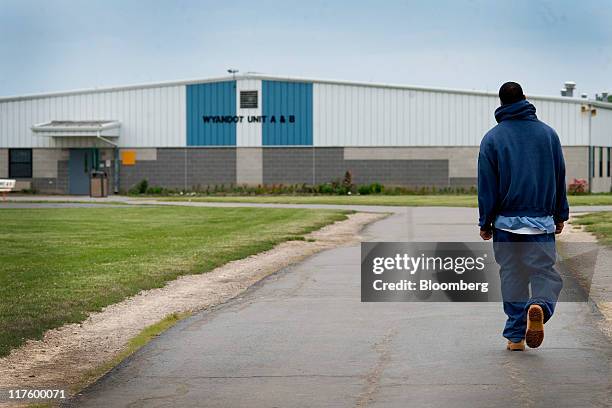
<box><xmin>494</xmin><ymin>215</ymin><xmax>555</xmax><ymax>235</ymax></box>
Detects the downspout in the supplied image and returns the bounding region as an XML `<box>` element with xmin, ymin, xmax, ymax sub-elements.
<box><xmin>96</xmin><ymin>130</ymin><xmax>117</xmax><ymax>147</ymax></box>
<box><xmin>588</xmin><ymin>104</ymin><xmax>593</xmax><ymax>193</ymax></box>
<box><xmin>114</xmin><ymin>148</ymin><xmax>120</xmax><ymax>194</ymax></box>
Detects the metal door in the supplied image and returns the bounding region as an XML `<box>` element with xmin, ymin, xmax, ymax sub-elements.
<box><xmin>69</xmin><ymin>149</ymin><xmax>95</xmax><ymax>195</ymax></box>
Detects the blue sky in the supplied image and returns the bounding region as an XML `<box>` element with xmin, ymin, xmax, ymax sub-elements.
<box><xmin>1</xmin><ymin>0</ymin><xmax>611</xmax><ymax>97</ymax></box>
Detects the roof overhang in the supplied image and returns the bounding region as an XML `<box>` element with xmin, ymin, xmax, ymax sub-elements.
<box><xmin>32</xmin><ymin>120</ymin><xmax>120</xmax><ymax>133</ymax></box>
<box><xmin>31</xmin><ymin>120</ymin><xmax>120</xmax><ymax>146</ymax></box>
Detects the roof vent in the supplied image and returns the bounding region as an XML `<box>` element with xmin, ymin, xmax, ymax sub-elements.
<box><xmin>561</xmin><ymin>81</ymin><xmax>576</xmax><ymax>97</ymax></box>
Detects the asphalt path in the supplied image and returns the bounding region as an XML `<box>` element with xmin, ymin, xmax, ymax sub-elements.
<box><xmin>63</xmin><ymin>206</ymin><xmax>610</xmax><ymax>408</ymax></box>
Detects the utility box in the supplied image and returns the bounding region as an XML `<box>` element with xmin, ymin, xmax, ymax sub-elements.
<box><xmin>90</xmin><ymin>171</ymin><xmax>109</xmax><ymax>197</ymax></box>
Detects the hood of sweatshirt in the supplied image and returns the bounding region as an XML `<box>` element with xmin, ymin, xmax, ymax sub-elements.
<box><xmin>494</xmin><ymin>99</ymin><xmax>538</xmax><ymax>123</ymax></box>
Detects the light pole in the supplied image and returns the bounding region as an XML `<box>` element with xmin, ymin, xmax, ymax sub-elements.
<box><xmin>227</xmin><ymin>69</ymin><xmax>239</xmax><ymax>80</ymax></box>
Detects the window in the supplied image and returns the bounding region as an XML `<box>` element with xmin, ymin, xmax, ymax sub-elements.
<box><xmin>9</xmin><ymin>149</ymin><xmax>32</xmax><ymax>178</ymax></box>
<box><xmin>240</xmin><ymin>90</ymin><xmax>258</xmax><ymax>109</ymax></box>
<box><xmin>608</xmin><ymin>147</ymin><xmax>611</xmax><ymax>178</ymax></box>
<box><xmin>599</xmin><ymin>147</ymin><xmax>603</xmax><ymax>178</ymax></box>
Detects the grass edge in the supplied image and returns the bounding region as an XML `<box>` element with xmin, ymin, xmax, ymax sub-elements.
<box><xmin>72</xmin><ymin>312</ymin><xmax>191</xmax><ymax>394</ymax></box>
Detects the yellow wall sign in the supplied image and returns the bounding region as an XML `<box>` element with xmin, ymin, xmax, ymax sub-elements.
<box><xmin>121</xmin><ymin>150</ymin><xmax>136</xmax><ymax>165</ymax></box>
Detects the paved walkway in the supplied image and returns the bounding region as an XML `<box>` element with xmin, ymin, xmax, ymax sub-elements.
<box><xmin>3</xmin><ymin>194</ymin><xmax>612</xmax><ymax>214</ymax></box>
<box><xmin>66</xmin><ymin>207</ymin><xmax>610</xmax><ymax>408</ymax></box>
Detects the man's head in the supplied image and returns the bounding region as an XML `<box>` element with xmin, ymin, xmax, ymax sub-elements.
<box><xmin>498</xmin><ymin>82</ymin><xmax>526</xmax><ymax>105</ymax></box>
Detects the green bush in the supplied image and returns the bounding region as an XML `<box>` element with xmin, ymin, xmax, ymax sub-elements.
<box><xmin>146</xmin><ymin>186</ymin><xmax>164</xmax><ymax>195</ymax></box>
<box><xmin>319</xmin><ymin>183</ymin><xmax>335</xmax><ymax>194</ymax></box>
<box><xmin>370</xmin><ymin>182</ymin><xmax>384</xmax><ymax>194</ymax></box>
<box><xmin>129</xmin><ymin>179</ymin><xmax>149</xmax><ymax>195</ymax></box>
<box><xmin>358</xmin><ymin>185</ymin><xmax>371</xmax><ymax>195</ymax></box>
<box><xmin>343</xmin><ymin>170</ymin><xmax>354</xmax><ymax>192</ymax></box>
<box><xmin>127</xmin><ymin>179</ymin><xmax>482</xmax><ymax>197</ymax></box>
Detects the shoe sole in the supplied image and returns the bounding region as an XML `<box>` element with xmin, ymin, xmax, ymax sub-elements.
<box><xmin>506</xmin><ymin>343</ymin><xmax>525</xmax><ymax>351</ymax></box>
<box><xmin>526</xmin><ymin>305</ymin><xmax>544</xmax><ymax>348</ymax></box>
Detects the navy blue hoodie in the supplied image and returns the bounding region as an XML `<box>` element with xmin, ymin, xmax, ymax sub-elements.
<box><xmin>478</xmin><ymin>99</ymin><xmax>569</xmax><ymax>230</ymax></box>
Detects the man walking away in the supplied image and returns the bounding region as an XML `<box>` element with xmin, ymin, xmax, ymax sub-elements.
<box><xmin>478</xmin><ymin>82</ymin><xmax>569</xmax><ymax>351</ymax></box>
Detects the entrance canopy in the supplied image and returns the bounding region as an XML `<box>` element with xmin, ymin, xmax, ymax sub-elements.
<box><xmin>31</xmin><ymin>120</ymin><xmax>120</xmax><ymax>145</ymax></box>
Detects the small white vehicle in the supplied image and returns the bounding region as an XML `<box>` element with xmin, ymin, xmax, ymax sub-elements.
<box><xmin>0</xmin><ymin>179</ymin><xmax>16</xmax><ymax>200</ymax></box>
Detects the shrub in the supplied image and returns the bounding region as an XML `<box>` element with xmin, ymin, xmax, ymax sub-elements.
<box><xmin>358</xmin><ymin>185</ymin><xmax>371</xmax><ymax>195</ymax></box>
<box><xmin>129</xmin><ymin>179</ymin><xmax>148</xmax><ymax>195</ymax></box>
<box><xmin>343</xmin><ymin>170</ymin><xmax>353</xmax><ymax>187</ymax></box>
<box><xmin>146</xmin><ymin>186</ymin><xmax>163</xmax><ymax>195</ymax></box>
<box><xmin>370</xmin><ymin>182</ymin><xmax>384</xmax><ymax>194</ymax></box>
<box><xmin>319</xmin><ymin>183</ymin><xmax>335</xmax><ymax>194</ymax></box>
<box><xmin>568</xmin><ymin>178</ymin><xmax>588</xmax><ymax>195</ymax></box>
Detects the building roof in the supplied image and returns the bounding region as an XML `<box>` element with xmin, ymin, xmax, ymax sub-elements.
<box><xmin>2</xmin><ymin>73</ymin><xmax>611</xmax><ymax>109</ymax></box>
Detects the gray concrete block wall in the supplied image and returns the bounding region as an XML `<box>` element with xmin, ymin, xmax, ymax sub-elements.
<box><xmin>344</xmin><ymin>159</ymin><xmax>449</xmax><ymax>186</ymax></box>
<box><xmin>120</xmin><ymin>147</ymin><xmax>452</xmax><ymax>189</ymax></box>
<box><xmin>121</xmin><ymin>149</ymin><xmax>184</xmax><ymax>190</ymax></box>
<box><xmin>450</xmin><ymin>177</ymin><xmax>478</xmax><ymax>188</ymax></box>
<box><xmin>264</xmin><ymin>147</ymin><xmax>449</xmax><ymax>187</ymax></box>
<box><xmin>314</xmin><ymin>148</ymin><xmax>345</xmax><ymax>184</ymax></box>
<box><xmin>57</xmin><ymin>160</ymin><xmax>69</xmax><ymax>193</ymax></box>
<box><xmin>344</xmin><ymin>147</ymin><xmax>478</xmax><ymax>179</ymax></box>
<box><xmin>4</xmin><ymin>145</ymin><xmax>599</xmax><ymax>194</ymax></box>
<box><xmin>262</xmin><ymin>148</ymin><xmax>315</xmax><ymax>185</ymax></box>
<box><xmin>134</xmin><ymin>148</ymin><xmax>186</xmax><ymax>190</ymax></box>
<box><xmin>120</xmin><ymin>148</ymin><xmax>236</xmax><ymax>191</ymax></box>
<box><xmin>32</xmin><ymin>178</ymin><xmax>59</xmax><ymax>193</ymax></box>
<box><xmin>187</xmin><ymin>148</ymin><xmax>236</xmax><ymax>188</ymax></box>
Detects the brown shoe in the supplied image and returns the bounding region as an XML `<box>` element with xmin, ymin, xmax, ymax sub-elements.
<box><xmin>526</xmin><ymin>304</ymin><xmax>545</xmax><ymax>348</ymax></box>
<box><xmin>506</xmin><ymin>339</ymin><xmax>525</xmax><ymax>351</ymax></box>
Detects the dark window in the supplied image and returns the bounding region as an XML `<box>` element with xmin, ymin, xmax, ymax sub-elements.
<box><xmin>599</xmin><ymin>147</ymin><xmax>603</xmax><ymax>177</ymax></box>
<box><xmin>9</xmin><ymin>149</ymin><xmax>32</xmax><ymax>178</ymax></box>
<box><xmin>240</xmin><ymin>91</ymin><xmax>258</xmax><ymax>109</ymax></box>
<box><xmin>608</xmin><ymin>147</ymin><xmax>611</xmax><ymax>177</ymax></box>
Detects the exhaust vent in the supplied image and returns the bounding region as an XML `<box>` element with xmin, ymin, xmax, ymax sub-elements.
<box><xmin>561</xmin><ymin>81</ymin><xmax>576</xmax><ymax>97</ymax></box>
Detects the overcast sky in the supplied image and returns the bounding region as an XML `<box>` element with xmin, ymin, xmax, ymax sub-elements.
<box><xmin>1</xmin><ymin>0</ymin><xmax>611</xmax><ymax>98</ymax></box>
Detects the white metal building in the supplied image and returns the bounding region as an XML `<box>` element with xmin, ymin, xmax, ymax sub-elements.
<box><xmin>0</xmin><ymin>73</ymin><xmax>610</xmax><ymax>194</ymax></box>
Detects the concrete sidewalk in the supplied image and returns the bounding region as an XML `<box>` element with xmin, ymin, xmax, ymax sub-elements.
<box><xmin>3</xmin><ymin>194</ymin><xmax>612</xmax><ymax>214</ymax></box>
<box><xmin>67</xmin><ymin>207</ymin><xmax>611</xmax><ymax>408</ymax></box>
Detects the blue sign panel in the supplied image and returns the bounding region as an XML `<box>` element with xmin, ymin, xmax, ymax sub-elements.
<box><xmin>187</xmin><ymin>81</ymin><xmax>236</xmax><ymax>146</ymax></box>
<box><xmin>262</xmin><ymin>81</ymin><xmax>313</xmax><ymax>146</ymax></box>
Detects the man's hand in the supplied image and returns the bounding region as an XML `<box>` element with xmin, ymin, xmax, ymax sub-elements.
<box><xmin>480</xmin><ymin>229</ymin><xmax>493</xmax><ymax>240</ymax></box>
<box><xmin>555</xmin><ymin>221</ymin><xmax>564</xmax><ymax>234</ymax></box>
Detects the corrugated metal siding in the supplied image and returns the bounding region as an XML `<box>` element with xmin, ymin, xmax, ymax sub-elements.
<box><xmin>0</xmin><ymin>76</ymin><xmax>601</xmax><ymax>149</ymax></box>
<box><xmin>186</xmin><ymin>81</ymin><xmax>236</xmax><ymax>146</ymax></box>
<box><xmin>591</xmin><ymin>107</ymin><xmax>612</xmax><ymax>147</ymax></box>
<box><xmin>535</xmin><ymin>99</ymin><xmax>592</xmax><ymax>146</ymax></box>
<box><xmin>313</xmin><ymin>83</ymin><xmax>591</xmax><ymax>146</ymax></box>
<box><xmin>236</xmin><ymin>79</ymin><xmax>262</xmax><ymax>146</ymax></box>
<box><xmin>262</xmin><ymin>81</ymin><xmax>313</xmax><ymax>146</ymax></box>
<box><xmin>0</xmin><ymin>85</ymin><xmax>186</xmax><ymax>148</ymax></box>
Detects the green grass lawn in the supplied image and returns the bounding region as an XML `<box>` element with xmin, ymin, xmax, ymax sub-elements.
<box><xmin>572</xmin><ymin>212</ymin><xmax>612</xmax><ymax>246</ymax></box>
<box><xmin>156</xmin><ymin>194</ymin><xmax>612</xmax><ymax>207</ymax></box>
<box><xmin>0</xmin><ymin>206</ymin><xmax>348</xmax><ymax>357</ymax></box>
